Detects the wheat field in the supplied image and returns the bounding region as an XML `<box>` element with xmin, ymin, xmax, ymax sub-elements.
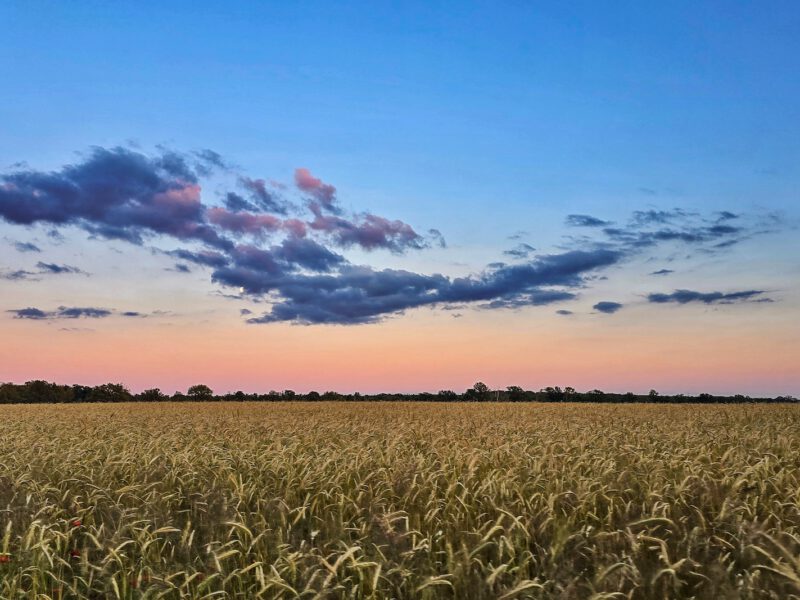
<box><xmin>0</xmin><ymin>402</ymin><xmax>799</xmax><ymax>599</ymax></box>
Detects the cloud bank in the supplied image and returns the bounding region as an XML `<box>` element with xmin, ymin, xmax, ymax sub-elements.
<box><xmin>0</xmin><ymin>146</ymin><xmax>781</xmax><ymax>325</ymax></box>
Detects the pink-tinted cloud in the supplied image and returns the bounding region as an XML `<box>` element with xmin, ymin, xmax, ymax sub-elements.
<box><xmin>207</xmin><ymin>207</ymin><xmax>282</xmax><ymax>236</ymax></box>
<box><xmin>308</xmin><ymin>207</ymin><xmax>425</xmax><ymax>252</ymax></box>
<box><xmin>295</xmin><ymin>168</ymin><xmax>337</xmax><ymax>210</ymax></box>
<box><xmin>282</xmin><ymin>218</ymin><xmax>307</xmax><ymax>238</ymax></box>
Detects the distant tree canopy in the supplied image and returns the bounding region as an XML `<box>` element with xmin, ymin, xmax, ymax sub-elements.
<box><xmin>187</xmin><ymin>384</ymin><xmax>214</xmax><ymax>400</ymax></box>
<box><xmin>0</xmin><ymin>380</ymin><xmax>796</xmax><ymax>405</ymax></box>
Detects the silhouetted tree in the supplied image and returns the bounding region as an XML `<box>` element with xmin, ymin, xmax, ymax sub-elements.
<box><xmin>88</xmin><ymin>383</ymin><xmax>132</xmax><ymax>403</ymax></box>
<box><xmin>139</xmin><ymin>388</ymin><xmax>165</xmax><ymax>402</ymax></box>
<box><xmin>506</xmin><ymin>386</ymin><xmax>525</xmax><ymax>402</ymax></box>
<box><xmin>187</xmin><ymin>384</ymin><xmax>214</xmax><ymax>400</ymax></box>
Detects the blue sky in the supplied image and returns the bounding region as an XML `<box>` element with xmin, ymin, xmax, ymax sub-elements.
<box><xmin>0</xmin><ymin>1</ymin><xmax>798</xmax><ymax>395</ymax></box>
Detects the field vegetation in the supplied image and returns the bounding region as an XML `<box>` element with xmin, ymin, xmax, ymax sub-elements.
<box><xmin>0</xmin><ymin>402</ymin><xmax>799</xmax><ymax>599</ymax></box>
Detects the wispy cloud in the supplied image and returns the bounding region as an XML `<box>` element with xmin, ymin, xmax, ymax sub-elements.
<box><xmin>13</xmin><ymin>241</ymin><xmax>41</xmax><ymax>253</ymax></box>
<box><xmin>565</xmin><ymin>214</ymin><xmax>611</xmax><ymax>227</ymax></box>
<box><xmin>647</xmin><ymin>289</ymin><xmax>771</xmax><ymax>305</ymax></box>
<box><xmin>8</xmin><ymin>306</ymin><xmax>112</xmax><ymax>320</ymax></box>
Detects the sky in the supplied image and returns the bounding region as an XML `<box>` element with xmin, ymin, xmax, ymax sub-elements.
<box><xmin>0</xmin><ymin>1</ymin><xmax>798</xmax><ymax>396</ymax></box>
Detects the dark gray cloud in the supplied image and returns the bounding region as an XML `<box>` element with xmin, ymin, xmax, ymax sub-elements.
<box><xmin>35</xmin><ymin>262</ymin><xmax>84</xmax><ymax>275</ymax></box>
<box><xmin>2</xmin><ymin>261</ymin><xmax>85</xmax><ymax>280</ymax></box>
<box><xmin>650</xmin><ymin>269</ymin><xmax>674</xmax><ymax>276</ymax></box>
<box><xmin>272</xmin><ymin>237</ymin><xmax>345</xmax><ymax>272</ymax></box>
<box><xmin>647</xmin><ymin>289</ymin><xmax>770</xmax><ymax>305</ymax></box>
<box><xmin>593</xmin><ymin>301</ymin><xmax>623</xmax><ymax>314</ymax></box>
<box><xmin>239</xmin><ymin>177</ymin><xmax>289</xmax><ymax>214</ymax></box>
<box><xmin>480</xmin><ymin>290</ymin><xmax>576</xmax><ymax>309</ymax></box>
<box><xmin>9</xmin><ymin>306</ymin><xmax>112</xmax><ymax>320</ymax></box>
<box><xmin>0</xmin><ymin>146</ymin><xmax>233</xmax><ymax>250</ymax></box>
<box><xmin>566</xmin><ymin>214</ymin><xmax>611</xmax><ymax>227</ymax></box>
<box><xmin>164</xmin><ymin>248</ymin><xmax>229</xmax><ymax>268</ymax></box>
<box><xmin>1</xmin><ymin>269</ymin><xmax>38</xmax><ymax>281</ymax></box>
<box><xmin>233</xmin><ymin>249</ymin><xmax>623</xmax><ymax>324</ymax></box>
<box><xmin>13</xmin><ymin>241</ymin><xmax>40</xmax><ymax>253</ymax></box>
<box><xmin>601</xmin><ymin>212</ymin><xmax>746</xmax><ymax>250</ymax></box>
<box><xmin>9</xmin><ymin>307</ymin><xmax>49</xmax><ymax>319</ymax></box>
<box><xmin>223</xmin><ymin>192</ymin><xmax>258</xmax><ymax>213</ymax></box>
<box><xmin>556</xmin><ymin>309</ymin><xmax>573</xmax><ymax>315</ymax></box>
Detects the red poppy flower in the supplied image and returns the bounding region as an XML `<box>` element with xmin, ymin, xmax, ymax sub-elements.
<box><xmin>69</xmin><ymin>549</ymin><xmax>81</xmax><ymax>558</ymax></box>
<box><xmin>71</xmin><ymin>519</ymin><xmax>82</xmax><ymax>527</ymax></box>
<box><xmin>0</xmin><ymin>555</ymin><xmax>10</xmax><ymax>563</ymax></box>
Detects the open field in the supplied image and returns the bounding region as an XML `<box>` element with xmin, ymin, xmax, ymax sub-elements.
<box><xmin>1</xmin><ymin>402</ymin><xmax>799</xmax><ymax>599</ymax></box>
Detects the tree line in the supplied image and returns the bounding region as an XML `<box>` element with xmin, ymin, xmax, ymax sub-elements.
<box><xmin>0</xmin><ymin>380</ymin><xmax>796</xmax><ymax>404</ymax></box>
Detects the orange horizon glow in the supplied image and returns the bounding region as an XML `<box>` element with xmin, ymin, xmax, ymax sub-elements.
<box><xmin>3</xmin><ymin>304</ymin><xmax>797</xmax><ymax>397</ymax></box>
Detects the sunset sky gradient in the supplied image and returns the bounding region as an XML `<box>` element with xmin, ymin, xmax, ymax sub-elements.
<box><xmin>1</xmin><ymin>2</ymin><xmax>798</xmax><ymax>396</ymax></box>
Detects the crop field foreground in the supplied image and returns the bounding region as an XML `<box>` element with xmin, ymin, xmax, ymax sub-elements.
<box><xmin>0</xmin><ymin>402</ymin><xmax>799</xmax><ymax>600</ymax></box>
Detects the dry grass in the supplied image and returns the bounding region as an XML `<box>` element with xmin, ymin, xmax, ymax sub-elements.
<box><xmin>0</xmin><ymin>402</ymin><xmax>799</xmax><ymax>599</ymax></box>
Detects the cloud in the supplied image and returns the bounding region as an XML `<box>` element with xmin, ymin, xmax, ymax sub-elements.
<box><xmin>566</xmin><ymin>214</ymin><xmax>611</xmax><ymax>227</ymax></box>
<box><xmin>13</xmin><ymin>241</ymin><xmax>40</xmax><ymax>253</ymax></box>
<box><xmin>593</xmin><ymin>301</ymin><xmax>623</xmax><ymax>314</ymax></box>
<box><xmin>0</xmin><ymin>146</ymin><xmax>233</xmax><ymax>250</ymax></box>
<box><xmin>1</xmin><ymin>269</ymin><xmax>38</xmax><ymax>281</ymax></box>
<box><xmin>647</xmin><ymin>289</ymin><xmax>770</xmax><ymax>305</ymax></box>
<box><xmin>192</xmin><ymin>149</ymin><xmax>229</xmax><ymax>176</ymax></box>
<box><xmin>164</xmin><ymin>249</ymin><xmax>229</xmax><ymax>268</ymax></box>
<box><xmin>233</xmin><ymin>248</ymin><xmax>623</xmax><ymax>324</ymax></box>
<box><xmin>2</xmin><ymin>262</ymin><xmax>86</xmax><ymax>280</ymax></box>
<box><xmin>207</xmin><ymin>207</ymin><xmax>283</xmax><ymax>236</ymax></box>
<box><xmin>35</xmin><ymin>262</ymin><xmax>84</xmax><ymax>275</ymax></box>
<box><xmin>295</xmin><ymin>168</ymin><xmax>337</xmax><ymax>212</ymax></box>
<box><xmin>601</xmin><ymin>212</ymin><xmax>747</xmax><ymax>249</ymax></box>
<box><xmin>8</xmin><ymin>306</ymin><xmax>112</xmax><ymax>320</ymax></box>
<box><xmin>239</xmin><ymin>177</ymin><xmax>288</xmax><ymax>214</ymax></box>
<box><xmin>428</xmin><ymin>228</ymin><xmax>447</xmax><ymax>248</ymax></box>
<box><xmin>556</xmin><ymin>309</ymin><xmax>573</xmax><ymax>315</ymax></box>
<box><xmin>9</xmin><ymin>307</ymin><xmax>49</xmax><ymax>319</ymax></box>
<box><xmin>650</xmin><ymin>269</ymin><xmax>674</xmax><ymax>276</ymax></box>
<box><xmin>308</xmin><ymin>206</ymin><xmax>426</xmax><ymax>253</ymax></box>
<box><xmin>503</xmin><ymin>243</ymin><xmax>536</xmax><ymax>259</ymax></box>
<box><xmin>223</xmin><ymin>192</ymin><xmax>258</xmax><ymax>213</ymax></box>
<box><xmin>631</xmin><ymin>208</ymin><xmax>693</xmax><ymax>226</ymax></box>
<box><xmin>272</xmin><ymin>237</ymin><xmax>345</xmax><ymax>272</ymax></box>
<box><xmin>480</xmin><ymin>290</ymin><xmax>576</xmax><ymax>309</ymax></box>
<box><xmin>1</xmin><ymin>146</ymin><xmax>782</xmax><ymax>327</ymax></box>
